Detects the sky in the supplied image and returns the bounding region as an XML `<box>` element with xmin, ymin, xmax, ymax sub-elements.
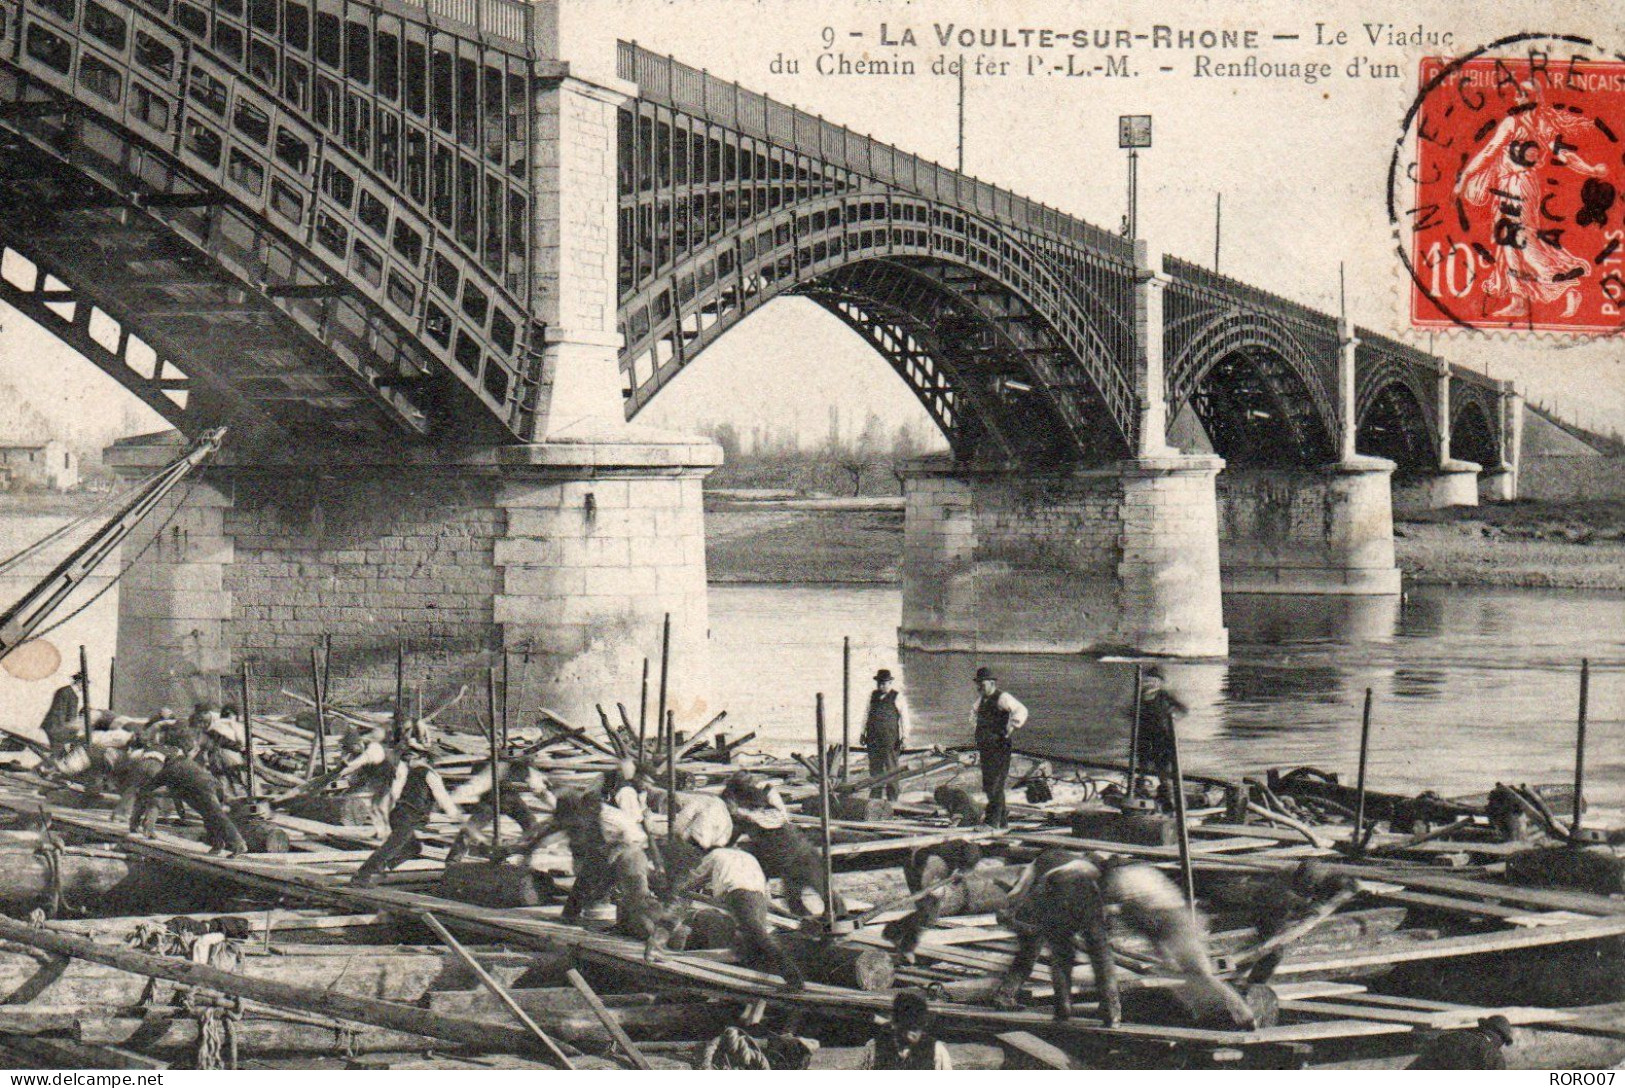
<box><xmin>2</xmin><ymin>0</ymin><xmax>1622</xmax><ymax>450</ymax></box>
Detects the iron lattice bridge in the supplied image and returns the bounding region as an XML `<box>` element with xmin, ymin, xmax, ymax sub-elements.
<box><xmin>0</xmin><ymin>3</ymin><xmax>1509</xmax><ymax>469</ymax></box>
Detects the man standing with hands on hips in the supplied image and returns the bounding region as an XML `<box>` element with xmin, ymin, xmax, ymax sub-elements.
<box><xmin>971</xmin><ymin>666</ymin><xmax>1027</xmax><ymax>828</ymax></box>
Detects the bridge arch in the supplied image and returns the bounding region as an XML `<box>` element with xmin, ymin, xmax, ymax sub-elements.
<box><xmin>619</xmin><ymin>192</ymin><xmax>1137</xmax><ymax>463</ymax></box>
<box><xmin>1165</xmin><ymin>311</ymin><xmax>1338</xmax><ymax>466</ymax></box>
<box><xmin>1451</xmin><ymin>395</ymin><xmax>1500</xmax><ymax>468</ymax></box>
<box><xmin>1357</xmin><ymin>358</ymin><xmax>1439</xmax><ymax>474</ymax></box>
<box><xmin>0</xmin><ymin>0</ymin><xmax>544</xmax><ymax>446</ymax></box>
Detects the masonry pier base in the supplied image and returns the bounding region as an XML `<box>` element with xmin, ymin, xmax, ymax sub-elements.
<box><xmin>1393</xmin><ymin>460</ymin><xmax>1483</xmax><ymax>516</ymax></box>
<box><xmin>899</xmin><ymin>454</ymin><xmax>1229</xmax><ymax>658</ymax></box>
<box><xmin>1217</xmin><ymin>457</ymin><xmax>1402</xmax><ymax>596</ymax></box>
<box><xmin>107</xmin><ymin>430</ymin><xmax>720</xmax><ymax>729</ymax></box>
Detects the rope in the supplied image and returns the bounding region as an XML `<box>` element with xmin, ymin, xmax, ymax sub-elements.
<box><xmin>185</xmin><ymin>932</ymin><xmax>241</xmax><ymax>1070</ymax></box>
<box><xmin>699</xmin><ymin>1026</ymin><xmax>771</xmax><ymax>1069</ymax></box>
<box><xmin>27</xmin><ymin>471</ymin><xmax>205</xmax><ymax>644</ymax></box>
<box><xmin>33</xmin><ymin>841</ymin><xmax>63</xmax><ymax>919</ymax></box>
<box><xmin>0</xmin><ymin>478</ymin><xmax>137</xmax><ymax>578</ymax></box>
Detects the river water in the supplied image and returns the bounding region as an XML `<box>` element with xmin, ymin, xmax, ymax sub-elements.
<box><xmin>707</xmin><ymin>585</ymin><xmax>1625</xmax><ymax>810</ymax></box>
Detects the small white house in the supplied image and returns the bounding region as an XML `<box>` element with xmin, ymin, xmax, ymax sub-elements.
<box><xmin>0</xmin><ymin>440</ymin><xmax>80</xmax><ymax>490</ymax></box>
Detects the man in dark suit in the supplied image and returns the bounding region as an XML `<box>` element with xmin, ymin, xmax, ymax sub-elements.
<box><xmin>861</xmin><ymin>668</ymin><xmax>907</xmax><ymax>799</ymax></box>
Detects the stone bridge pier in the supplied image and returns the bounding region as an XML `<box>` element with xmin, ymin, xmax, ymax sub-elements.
<box><xmin>1215</xmin><ymin>463</ymin><xmax>1401</xmax><ymax>595</ymax></box>
<box><xmin>899</xmin><ymin>454</ymin><xmax>1229</xmax><ymax>657</ymax></box>
<box><xmin>1214</xmin><ymin>320</ymin><xmax>1402</xmax><ymax>596</ymax></box>
<box><xmin>107</xmin><ymin>434</ymin><xmax>719</xmax><ymax>729</ymax></box>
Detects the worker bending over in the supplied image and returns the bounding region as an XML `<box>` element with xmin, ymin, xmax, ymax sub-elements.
<box><xmin>721</xmin><ymin>772</ymin><xmax>840</xmax><ymax>917</ymax></box>
<box><xmin>649</xmin><ymin>845</ymin><xmax>804</xmax><ymax>992</ymax></box>
<box><xmin>993</xmin><ymin>851</ymin><xmax>1255</xmax><ymax>1029</ymax></box>
<box><xmin>124</xmin><ymin>745</ymin><xmax>249</xmax><ymax>856</ymax></box>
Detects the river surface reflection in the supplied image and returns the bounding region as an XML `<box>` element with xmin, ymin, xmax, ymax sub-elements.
<box><xmin>707</xmin><ymin>585</ymin><xmax>1625</xmax><ymax>808</ymax></box>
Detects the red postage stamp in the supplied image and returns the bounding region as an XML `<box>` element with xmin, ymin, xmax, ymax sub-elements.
<box><xmin>1407</xmin><ymin>53</ymin><xmax>1625</xmax><ymax>334</ymax></box>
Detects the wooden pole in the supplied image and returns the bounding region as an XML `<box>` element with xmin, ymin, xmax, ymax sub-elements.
<box><xmin>417</xmin><ymin>911</ymin><xmax>575</xmax><ymax>1068</ymax></box>
<box><xmin>655</xmin><ymin>615</ymin><xmax>670</xmax><ymax>761</ymax></box>
<box><xmin>1126</xmin><ymin>664</ymin><xmax>1144</xmax><ymax>798</ymax></box>
<box><xmin>106</xmin><ymin>656</ymin><xmax>116</xmax><ymax>714</ymax></box>
<box><xmin>638</xmin><ymin>657</ymin><xmax>650</xmax><ymax>761</ymax></box>
<box><xmin>240</xmin><ymin>660</ymin><xmax>256</xmax><ymax>799</ymax></box>
<box><xmin>320</xmin><ymin>633</ymin><xmax>333</xmax><ymax>771</ymax></box>
<box><xmin>595</xmin><ymin>705</ymin><xmax>626</xmax><ymax>757</ymax></box>
<box><xmin>1165</xmin><ymin>703</ymin><xmax>1196</xmax><ymax>915</ymax></box>
<box><xmin>815</xmin><ymin>692</ymin><xmax>836</xmax><ymax>931</ymax></box>
<box><xmin>664</xmin><ymin>708</ymin><xmax>677</xmax><ymax>886</ymax></box>
<box><xmin>1572</xmin><ymin>658</ymin><xmax>1590</xmax><ymax>837</ymax></box>
<box><xmin>487</xmin><ymin>666</ymin><xmax>501</xmax><ymax>856</ymax></box>
<box><xmin>500</xmin><ymin>650</ymin><xmax>510</xmax><ymax>754</ymax></box>
<box><xmin>841</xmin><ymin>637</ymin><xmax>851</xmax><ymax>783</ymax></box>
<box><xmin>564</xmin><ymin>968</ymin><xmax>654</xmax><ymax>1070</ymax></box>
<box><xmin>308</xmin><ymin>646</ymin><xmax>328</xmax><ymax>776</ymax></box>
<box><xmin>0</xmin><ymin>912</ymin><xmax>571</xmax><ymax>1065</ymax></box>
<box><xmin>1353</xmin><ymin>687</ymin><xmax>1374</xmax><ymax>850</ymax></box>
<box><xmin>78</xmin><ymin>646</ymin><xmax>92</xmax><ymax>746</ymax></box>
<box><xmin>393</xmin><ymin>641</ymin><xmax>406</xmax><ymax>739</ymax></box>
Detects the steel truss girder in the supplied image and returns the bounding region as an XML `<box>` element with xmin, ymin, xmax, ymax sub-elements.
<box><xmin>0</xmin><ymin>241</ymin><xmax>202</xmax><ymax>433</ymax></box>
<box><xmin>799</xmin><ymin>263</ymin><xmax>1070</xmax><ymax>460</ymax></box>
<box><xmin>1448</xmin><ymin>379</ymin><xmax>1503</xmax><ymax>468</ymax></box>
<box><xmin>619</xmin><ymin>186</ymin><xmax>1138</xmax><ymax>453</ymax></box>
<box><xmin>0</xmin><ymin>68</ymin><xmax>510</xmax><ymax>446</ymax></box>
<box><xmin>799</xmin><ymin>267</ymin><xmax>1033</xmax><ymax>463</ymax></box>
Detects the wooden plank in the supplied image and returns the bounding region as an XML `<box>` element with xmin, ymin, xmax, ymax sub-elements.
<box><xmin>997</xmin><ymin>1030</ymin><xmax>1075</xmax><ymax>1069</ymax></box>
<box><xmin>1272</xmin><ymin>915</ymin><xmax>1625</xmax><ymax>976</ymax></box>
<box><xmin>1280</xmin><ymin>999</ymin><xmax>1572</xmax><ymax>1028</ymax></box>
<box><xmin>565</xmin><ymin>967</ymin><xmax>654</xmax><ymax>1071</ymax></box>
<box><xmin>417</xmin><ymin>911</ymin><xmax>576</xmax><ymax>1069</ymax></box>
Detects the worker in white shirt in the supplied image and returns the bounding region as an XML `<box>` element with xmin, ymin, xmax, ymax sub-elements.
<box><xmin>650</xmin><ymin>846</ymin><xmax>804</xmax><ymax>991</ymax></box>
<box><xmin>332</xmin><ymin>728</ymin><xmax>400</xmax><ymax>840</ymax></box>
<box><xmin>721</xmin><ymin>772</ymin><xmax>839</xmax><ymax>917</ymax></box>
<box><xmin>640</xmin><ymin>780</ymin><xmax>734</xmax><ymax>887</ymax></box>
<box><xmin>970</xmin><ymin>667</ymin><xmax>1028</xmax><ymax>828</ymax></box>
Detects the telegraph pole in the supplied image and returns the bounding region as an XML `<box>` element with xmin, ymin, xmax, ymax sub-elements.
<box><xmin>956</xmin><ymin>56</ymin><xmax>966</xmax><ymax>172</ymax></box>
<box><xmin>1214</xmin><ymin>192</ymin><xmax>1222</xmax><ymax>272</ymax></box>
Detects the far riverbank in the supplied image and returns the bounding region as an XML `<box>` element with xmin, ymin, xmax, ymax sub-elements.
<box><xmin>705</xmin><ymin>494</ymin><xmax>1625</xmax><ymax>589</ymax></box>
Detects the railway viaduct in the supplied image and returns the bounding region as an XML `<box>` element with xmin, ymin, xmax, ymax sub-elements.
<box><xmin>0</xmin><ymin>0</ymin><xmax>1523</xmax><ymax>720</ymax></box>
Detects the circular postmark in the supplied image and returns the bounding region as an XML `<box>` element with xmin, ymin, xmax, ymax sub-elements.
<box><xmin>1390</xmin><ymin>33</ymin><xmax>1625</xmax><ymax>334</ymax></box>
<box><xmin>1</xmin><ymin>638</ymin><xmax>61</xmax><ymax>681</ymax></box>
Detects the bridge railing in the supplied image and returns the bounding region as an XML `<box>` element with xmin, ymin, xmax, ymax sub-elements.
<box><xmin>416</xmin><ymin>0</ymin><xmax>531</xmax><ymax>51</ymax></box>
<box><xmin>617</xmin><ymin>41</ymin><xmax>1131</xmax><ymax>260</ymax></box>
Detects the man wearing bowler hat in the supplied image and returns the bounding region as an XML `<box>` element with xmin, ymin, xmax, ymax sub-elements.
<box><xmin>860</xmin><ymin>669</ymin><xmax>908</xmax><ymax>799</ymax></box>
<box><xmin>971</xmin><ymin>667</ymin><xmax>1027</xmax><ymax>828</ymax></box>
